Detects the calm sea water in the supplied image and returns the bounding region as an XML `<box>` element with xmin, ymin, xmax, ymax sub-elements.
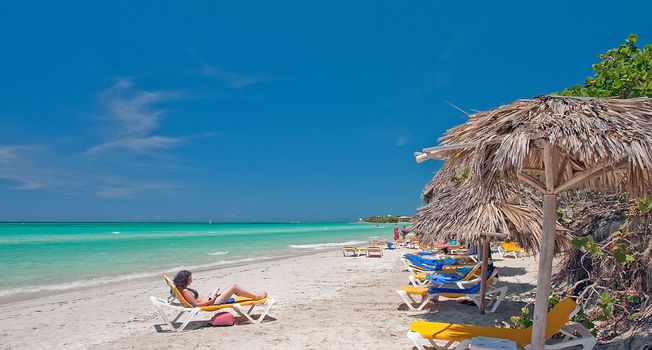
<box><xmin>0</xmin><ymin>222</ymin><xmax>390</xmax><ymax>297</ymax></box>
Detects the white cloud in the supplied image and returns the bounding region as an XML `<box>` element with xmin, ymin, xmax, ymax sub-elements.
<box><xmin>87</xmin><ymin>78</ymin><xmax>184</xmax><ymax>154</ymax></box>
<box><xmin>86</xmin><ymin>135</ymin><xmax>183</xmax><ymax>155</ymax></box>
<box><xmin>200</xmin><ymin>64</ymin><xmax>282</xmax><ymax>88</ymax></box>
<box><xmin>0</xmin><ymin>146</ymin><xmax>52</xmax><ymax>190</ymax></box>
<box><xmin>0</xmin><ymin>145</ymin><xmax>181</xmax><ymax>197</ymax></box>
<box><xmin>0</xmin><ymin>78</ymin><xmax>218</xmax><ymax>199</ymax></box>
<box><xmin>394</xmin><ymin>129</ymin><xmax>413</xmax><ymax>147</ymax></box>
<box><xmin>95</xmin><ymin>182</ymin><xmax>177</xmax><ymax>199</ymax></box>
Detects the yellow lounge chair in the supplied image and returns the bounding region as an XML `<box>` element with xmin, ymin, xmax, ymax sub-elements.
<box><xmin>397</xmin><ymin>268</ymin><xmax>507</xmax><ymax>312</ymax></box>
<box><xmin>149</xmin><ymin>275</ymin><xmax>276</xmax><ymax>331</ymax></box>
<box><xmin>407</xmin><ymin>298</ymin><xmax>596</xmax><ymax>350</ymax></box>
<box><xmin>499</xmin><ymin>241</ymin><xmax>526</xmax><ymax>258</ymax></box>
<box><xmin>407</xmin><ymin>236</ymin><xmax>421</xmax><ymax>249</ymax></box>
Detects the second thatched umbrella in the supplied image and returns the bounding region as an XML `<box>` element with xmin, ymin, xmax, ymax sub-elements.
<box><xmin>414</xmin><ymin>96</ymin><xmax>652</xmax><ymax>348</ymax></box>
<box><xmin>413</xmin><ymin>162</ymin><xmax>569</xmax><ymax>252</ymax></box>
<box><xmin>412</xmin><ymin>161</ymin><xmax>569</xmax><ymax>313</ymax></box>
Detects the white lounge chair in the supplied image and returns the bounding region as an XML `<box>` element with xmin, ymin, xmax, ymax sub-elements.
<box><xmin>149</xmin><ymin>275</ymin><xmax>276</xmax><ymax>331</ymax></box>
<box><xmin>366</xmin><ymin>246</ymin><xmax>383</xmax><ymax>257</ymax></box>
<box><xmin>342</xmin><ymin>246</ymin><xmax>357</xmax><ymax>257</ymax></box>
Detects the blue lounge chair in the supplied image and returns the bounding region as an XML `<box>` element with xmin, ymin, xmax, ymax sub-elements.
<box><xmin>397</xmin><ymin>266</ymin><xmax>507</xmax><ymax>312</ymax></box>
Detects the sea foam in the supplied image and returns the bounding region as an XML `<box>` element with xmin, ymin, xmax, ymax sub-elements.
<box><xmin>289</xmin><ymin>240</ymin><xmax>367</xmax><ymax>249</ymax></box>
<box><xmin>208</xmin><ymin>251</ymin><xmax>229</xmax><ymax>256</ymax></box>
<box><xmin>0</xmin><ymin>255</ymin><xmax>273</xmax><ymax>298</ymax></box>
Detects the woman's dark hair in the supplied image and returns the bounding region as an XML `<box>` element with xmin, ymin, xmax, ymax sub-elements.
<box><xmin>173</xmin><ymin>270</ymin><xmax>192</xmax><ymax>290</ymax></box>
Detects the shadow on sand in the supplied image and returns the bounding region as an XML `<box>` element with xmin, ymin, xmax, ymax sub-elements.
<box><xmin>153</xmin><ymin>314</ymin><xmax>277</xmax><ymax>333</ymax></box>
<box><xmin>496</xmin><ymin>266</ymin><xmax>527</xmax><ymax>277</ymax></box>
<box><xmin>398</xmin><ymin>298</ymin><xmax>529</xmax><ymax>326</ymax></box>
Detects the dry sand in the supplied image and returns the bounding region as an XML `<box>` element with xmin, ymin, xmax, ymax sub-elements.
<box><xmin>0</xmin><ymin>248</ymin><xmax>612</xmax><ymax>349</ymax></box>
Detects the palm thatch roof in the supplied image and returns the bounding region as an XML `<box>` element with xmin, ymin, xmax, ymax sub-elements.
<box><xmin>416</xmin><ymin>96</ymin><xmax>652</xmax><ymax>198</ymax></box>
<box><xmin>412</xmin><ymin>162</ymin><xmax>569</xmax><ymax>253</ymax></box>
<box><xmin>414</xmin><ymin>95</ymin><xmax>652</xmax><ymax>346</ymax></box>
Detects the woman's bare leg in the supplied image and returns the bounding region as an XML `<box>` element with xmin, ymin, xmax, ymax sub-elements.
<box><xmin>213</xmin><ymin>284</ymin><xmax>267</xmax><ymax>304</ymax></box>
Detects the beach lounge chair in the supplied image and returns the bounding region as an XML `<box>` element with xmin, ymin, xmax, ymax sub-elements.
<box><xmin>407</xmin><ymin>236</ymin><xmax>420</xmax><ymax>249</ymax></box>
<box><xmin>406</xmin><ymin>297</ymin><xmax>596</xmax><ymax>350</ymax></box>
<box><xmin>408</xmin><ymin>266</ymin><xmax>472</xmax><ymax>287</ymax></box>
<box><xmin>402</xmin><ymin>254</ymin><xmax>450</xmax><ymax>270</ymax></box>
<box><xmin>499</xmin><ymin>241</ymin><xmax>526</xmax><ymax>258</ymax></box>
<box><xmin>342</xmin><ymin>246</ymin><xmax>357</xmax><ymax>257</ymax></box>
<box><xmin>408</xmin><ymin>262</ymin><xmax>488</xmax><ymax>287</ymax></box>
<box><xmin>366</xmin><ymin>246</ymin><xmax>383</xmax><ymax>257</ymax></box>
<box><xmin>403</xmin><ymin>255</ymin><xmax>477</xmax><ymax>275</ymax></box>
<box><xmin>397</xmin><ymin>268</ymin><xmax>507</xmax><ymax>312</ymax></box>
<box><xmin>436</xmin><ymin>240</ymin><xmax>461</xmax><ymax>251</ymax></box>
<box><xmin>149</xmin><ymin>275</ymin><xmax>276</xmax><ymax>332</ymax></box>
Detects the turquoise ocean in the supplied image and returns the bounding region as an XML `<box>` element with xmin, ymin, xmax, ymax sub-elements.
<box><xmin>0</xmin><ymin>222</ymin><xmax>391</xmax><ymax>298</ymax></box>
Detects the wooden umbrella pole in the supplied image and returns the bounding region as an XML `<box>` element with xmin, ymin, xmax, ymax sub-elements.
<box><xmin>531</xmin><ymin>141</ymin><xmax>559</xmax><ymax>349</ymax></box>
<box><xmin>531</xmin><ymin>194</ymin><xmax>557</xmax><ymax>348</ymax></box>
<box><xmin>479</xmin><ymin>236</ymin><xmax>489</xmax><ymax>314</ymax></box>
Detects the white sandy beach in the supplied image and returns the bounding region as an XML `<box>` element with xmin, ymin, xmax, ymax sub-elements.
<box><xmin>5</xmin><ymin>247</ymin><xmax>645</xmax><ymax>350</ymax></box>
<box><xmin>1</xmin><ymin>247</ymin><xmax>554</xmax><ymax>350</ymax></box>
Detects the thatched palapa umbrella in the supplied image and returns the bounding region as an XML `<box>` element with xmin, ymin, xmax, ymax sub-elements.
<box><xmin>414</xmin><ymin>96</ymin><xmax>652</xmax><ymax>349</ymax></box>
<box><xmin>415</xmin><ymin>161</ymin><xmax>569</xmax><ymax>252</ymax></box>
<box><xmin>412</xmin><ymin>161</ymin><xmax>569</xmax><ymax>313</ymax></box>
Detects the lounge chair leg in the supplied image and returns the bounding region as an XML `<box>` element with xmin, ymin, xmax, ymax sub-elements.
<box><xmin>176</xmin><ymin>308</ymin><xmax>199</xmax><ymax>332</ymax></box>
<box><xmin>233</xmin><ymin>299</ymin><xmax>276</xmax><ymax>324</ymax></box>
<box><xmin>487</xmin><ymin>286</ymin><xmax>508</xmax><ymax>313</ymax></box>
<box><xmin>408</xmin><ymin>275</ymin><xmax>422</xmax><ymax>287</ymax></box>
<box><xmin>153</xmin><ymin>303</ymin><xmax>176</xmax><ymax>331</ymax></box>
<box><xmin>397</xmin><ymin>290</ymin><xmax>433</xmax><ymax>311</ymax></box>
<box><xmin>407</xmin><ymin>331</ymin><xmax>426</xmax><ymax>350</ymax></box>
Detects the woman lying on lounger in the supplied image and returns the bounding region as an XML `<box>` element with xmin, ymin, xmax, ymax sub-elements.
<box><xmin>173</xmin><ymin>270</ymin><xmax>267</xmax><ymax>307</ymax></box>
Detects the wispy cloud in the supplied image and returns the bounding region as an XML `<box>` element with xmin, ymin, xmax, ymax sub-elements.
<box><xmin>0</xmin><ymin>145</ymin><xmax>178</xmax><ymax>198</ymax></box>
<box><xmin>200</xmin><ymin>64</ymin><xmax>283</xmax><ymax>88</ymax></box>
<box><xmin>86</xmin><ymin>135</ymin><xmax>183</xmax><ymax>154</ymax></box>
<box><xmin>0</xmin><ymin>78</ymin><xmax>218</xmax><ymax>200</ymax></box>
<box><xmin>394</xmin><ymin>128</ymin><xmax>413</xmax><ymax>147</ymax></box>
<box><xmin>0</xmin><ymin>146</ymin><xmax>53</xmax><ymax>190</ymax></box>
<box><xmin>95</xmin><ymin>182</ymin><xmax>178</xmax><ymax>199</ymax></box>
<box><xmin>86</xmin><ymin>78</ymin><xmax>184</xmax><ymax>155</ymax></box>
<box><xmin>0</xmin><ymin>147</ymin><xmax>18</xmax><ymax>162</ymax></box>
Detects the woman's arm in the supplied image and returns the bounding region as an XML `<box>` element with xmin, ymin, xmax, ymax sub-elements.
<box><xmin>181</xmin><ymin>289</ymin><xmax>214</xmax><ymax>307</ymax></box>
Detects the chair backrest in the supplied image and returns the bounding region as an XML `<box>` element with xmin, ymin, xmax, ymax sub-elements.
<box><xmin>503</xmin><ymin>241</ymin><xmax>520</xmax><ymax>251</ymax></box>
<box><xmin>542</xmin><ymin>298</ymin><xmax>577</xmax><ymax>339</ymax></box>
<box><xmin>464</xmin><ymin>262</ymin><xmax>486</xmax><ymax>280</ymax></box>
<box><xmin>163</xmin><ymin>274</ymin><xmax>194</xmax><ymax>308</ymax></box>
<box><xmin>505</xmin><ymin>298</ymin><xmax>577</xmax><ymax>347</ymax></box>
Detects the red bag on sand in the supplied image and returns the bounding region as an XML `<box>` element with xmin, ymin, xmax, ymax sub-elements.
<box><xmin>208</xmin><ymin>312</ymin><xmax>236</xmax><ymax>327</ymax></box>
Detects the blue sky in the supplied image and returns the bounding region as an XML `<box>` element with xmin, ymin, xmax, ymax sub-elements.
<box><xmin>1</xmin><ymin>1</ymin><xmax>651</xmax><ymax>221</ymax></box>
